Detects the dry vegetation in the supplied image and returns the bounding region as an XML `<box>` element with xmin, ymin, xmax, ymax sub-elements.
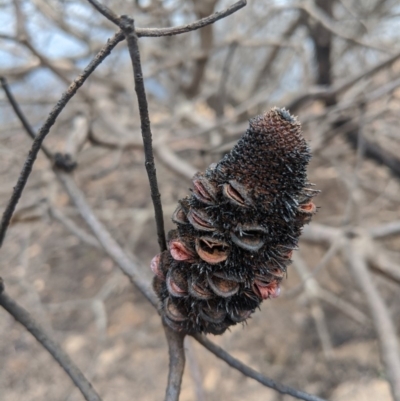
<box><xmin>0</xmin><ymin>0</ymin><xmax>400</xmax><ymax>400</ymax></box>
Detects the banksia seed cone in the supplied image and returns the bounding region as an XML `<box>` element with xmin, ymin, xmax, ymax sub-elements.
<box><xmin>151</xmin><ymin>108</ymin><xmax>318</xmax><ymax>335</ymax></box>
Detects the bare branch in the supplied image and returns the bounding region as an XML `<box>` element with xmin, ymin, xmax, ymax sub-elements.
<box><xmin>369</xmin><ymin>220</ymin><xmax>400</xmax><ymax>239</ymax></box>
<box><xmin>367</xmin><ymin>247</ymin><xmax>400</xmax><ymax>286</ymax></box>
<box><xmin>56</xmin><ymin>171</ymin><xmax>157</xmax><ymax>307</ymax></box>
<box><xmin>185</xmin><ymin>337</ymin><xmax>206</xmax><ymax>401</ymax></box>
<box><xmin>121</xmin><ymin>16</ymin><xmax>167</xmax><ymax>252</ymax></box>
<box><xmin>85</xmin><ymin>0</ymin><xmax>121</xmax><ymax>25</ymax></box>
<box><xmin>163</xmin><ymin>324</ymin><xmax>186</xmax><ymax>401</ymax></box>
<box><xmin>0</xmin><ymin>281</ymin><xmax>103</xmax><ymax>401</ymax></box>
<box><xmin>136</xmin><ymin>0</ymin><xmax>247</xmax><ymax>37</ymax></box>
<box><xmin>287</xmin><ymin>49</ymin><xmax>400</xmax><ymax>112</ymax></box>
<box><xmin>345</xmin><ymin>236</ymin><xmax>400</xmax><ymax>401</ymax></box>
<box><xmin>193</xmin><ymin>333</ymin><xmax>329</xmax><ymax>401</ymax></box>
<box><xmin>292</xmin><ymin>253</ymin><xmax>333</xmax><ymax>359</ymax></box>
<box><xmin>275</xmin><ymin>0</ymin><xmax>393</xmax><ymax>53</ymax></box>
<box><xmin>0</xmin><ymin>77</ymin><xmax>52</xmax><ymax>159</ymax></box>
<box><xmin>301</xmin><ymin>224</ymin><xmax>339</xmax><ymax>244</ymax></box>
<box><xmin>48</xmin><ymin>205</ymin><xmax>101</xmax><ymax>250</ymax></box>
<box><xmin>86</xmin><ymin>0</ymin><xmax>247</xmax><ymax>37</ymax></box>
<box><xmin>154</xmin><ymin>143</ymin><xmax>197</xmax><ymax>180</ymax></box>
<box><xmin>0</xmin><ymin>29</ymin><xmax>125</xmax><ymax>248</ymax></box>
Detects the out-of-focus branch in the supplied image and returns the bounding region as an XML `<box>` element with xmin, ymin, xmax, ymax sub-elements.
<box><xmin>155</xmin><ymin>143</ymin><xmax>198</xmax><ymax>180</ymax></box>
<box><xmin>287</xmin><ymin>49</ymin><xmax>400</xmax><ymax>113</ymax></box>
<box><xmin>65</xmin><ymin>114</ymin><xmax>90</xmax><ymax>159</ymax></box>
<box><xmin>301</xmin><ymin>224</ymin><xmax>339</xmax><ymax>244</ymax></box>
<box><xmin>193</xmin><ymin>333</ymin><xmax>328</xmax><ymax>401</ymax></box>
<box><xmin>276</xmin><ymin>0</ymin><xmax>392</xmax><ymax>53</ymax></box>
<box><xmin>369</xmin><ymin>220</ymin><xmax>400</xmax><ymax>239</ymax></box>
<box><xmin>48</xmin><ymin>205</ymin><xmax>101</xmax><ymax>250</ymax></box>
<box><xmin>185</xmin><ymin>337</ymin><xmax>206</xmax><ymax>401</ymax></box>
<box><xmin>250</xmin><ymin>14</ymin><xmax>302</xmax><ymax>95</ymax></box>
<box><xmin>56</xmin><ymin>171</ymin><xmax>157</xmax><ymax>307</ymax></box>
<box><xmin>345</xmin><ymin>235</ymin><xmax>400</xmax><ymax>401</ymax></box>
<box><xmin>163</xmin><ymin>324</ymin><xmax>186</xmax><ymax>401</ymax></box>
<box><xmin>0</xmin><ymin>29</ymin><xmax>125</xmax><ymax>248</ymax></box>
<box><xmin>366</xmin><ymin>246</ymin><xmax>400</xmax><ymax>286</ymax></box>
<box><xmin>292</xmin><ymin>253</ymin><xmax>333</xmax><ymax>359</ymax></box>
<box><xmin>182</xmin><ymin>0</ymin><xmax>217</xmax><ymax>98</ymax></box>
<box><xmin>0</xmin><ymin>280</ymin><xmax>103</xmax><ymax>401</ymax></box>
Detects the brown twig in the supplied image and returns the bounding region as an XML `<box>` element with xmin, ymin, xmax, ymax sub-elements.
<box><xmin>136</xmin><ymin>0</ymin><xmax>246</xmax><ymax>38</ymax></box>
<box><xmin>0</xmin><ymin>281</ymin><xmax>103</xmax><ymax>401</ymax></box>
<box><xmin>0</xmin><ymin>77</ymin><xmax>52</xmax><ymax>159</ymax></box>
<box><xmin>121</xmin><ymin>16</ymin><xmax>167</xmax><ymax>252</ymax></box>
<box><xmin>86</xmin><ymin>0</ymin><xmax>247</xmax><ymax>38</ymax></box>
<box><xmin>0</xmin><ymin>29</ymin><xmax>125</xmax><ymax>248</ymax></box>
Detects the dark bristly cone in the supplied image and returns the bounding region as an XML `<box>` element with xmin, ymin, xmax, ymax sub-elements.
<box><xmin>151</xmin><ymin>107</ymin><xmax>319</xmax><ymax>335</ymax></box>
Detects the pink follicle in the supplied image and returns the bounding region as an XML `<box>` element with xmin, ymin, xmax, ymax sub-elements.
<box><xmin>150</xmin><ymin>254</ymin><xmax>164</xmax><ymax>279</ymax></box>
<box><xmin>193</xmin><ymin>180</ymin><xmax>213</xmax><ymax>202</ymax></box>
<box><xmin>254</xmin><ymin>280</ymin><xmax>281</xmax><ymax>300</ymax></box>
<box><xmin>169</xmin><ymin>240</ymin><xmax>195</xmax><ymax>261</ymax></box>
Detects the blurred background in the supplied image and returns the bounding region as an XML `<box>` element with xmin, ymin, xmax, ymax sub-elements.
<box><xmin>0</xmin><ymin>0</ymin><xmax>400</xmax><ymax>400</ymax></box>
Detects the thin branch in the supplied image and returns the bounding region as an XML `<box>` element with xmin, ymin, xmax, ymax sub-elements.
<box><xmin>121</xmin><ymin>16</ymin><xmax>167</xmax><ymax>252</ymax></box>
<box><xmin>0</xmin><ymin>29</ymin><xmax>125</xmax><ymax>248</ymax></box>
<box><xmin>345</xmin><ymin>236</ymin><xmax>400</xmax><ymax>401</ymax></box>
<box><xmin>136</xmin><ymin>0</ymin><xmax>246</xmax><ymax>37</ymax></box>
<box><xmin>0</xmin><ymin>77</ymin><xmax>52</xmax><ymax>159</ymax></box>
<box><xmin>0</xmin><ymin>282</ymin><xmax>103</xmax><ymax>401</ymax></box>
<box><xmin>86</xmin><ymin>0</ymin><xmax>121</xmax><ymax>25</ymax></box>
<box><xmin>163</xmin><ymin>324</ymin><xmax>186</xmax><ymax>401</ymax></box>
<box><xmin>86</xmin><ymin>0</ymin><xmax>247</xmax><ymax>37</ymax></box>
<box><xmin>193</xmin><ymin>333</ymin><xmax>329</xmax><ymax>401</ymax></box>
